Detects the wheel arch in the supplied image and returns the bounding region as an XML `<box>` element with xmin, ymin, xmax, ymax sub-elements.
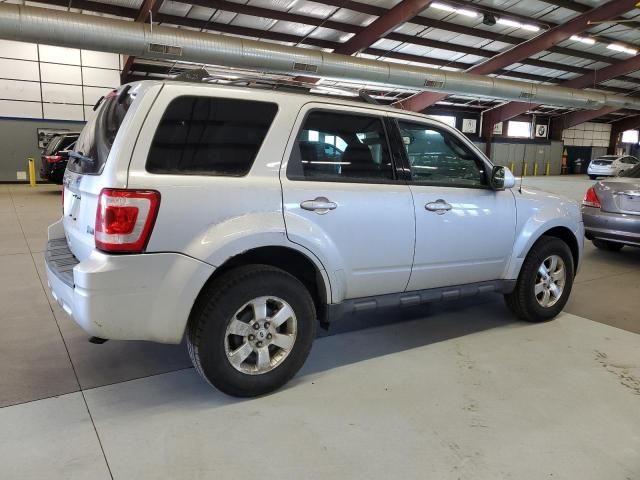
<box><xmin>189</xmin><ymin>245</ymin><xmax>331</xmax><ymax>329</ymax></box>
<box><xmin>507</xmin><ymin>221</ymin><xmax>582</xmax><ymax>280</ymax></box>
<box><xmin>540</xmin><ymin>226</ymin><xmax>580</xmax><ymax>272</ymax></box>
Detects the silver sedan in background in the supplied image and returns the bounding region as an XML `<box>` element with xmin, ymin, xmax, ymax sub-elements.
<box><xmin>582</xmin><ymin>164</ymin><xmax>640</xmax><ymax>250</ymax></box>
<box><xmin>587</xmin><ymin>155</ymin><xmax>638</xmax><ymax>180</ymax></box>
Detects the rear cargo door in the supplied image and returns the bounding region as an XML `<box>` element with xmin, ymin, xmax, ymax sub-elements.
<box><xmin>62</xmin><ymin>84</ymin><xmax>160</xmax><ymax>261</ymax></box>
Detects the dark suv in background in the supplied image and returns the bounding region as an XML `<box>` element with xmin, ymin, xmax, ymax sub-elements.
<box><xmin>40</xmin><ymin>132</ymin><xmax>79</xmax><ymax>184</ymax></box>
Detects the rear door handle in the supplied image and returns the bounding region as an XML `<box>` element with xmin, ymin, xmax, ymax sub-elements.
<box><xmin>300</xmin><ymin>197</ymin><xmax>337</xmax><ymax>215</ymax></box>
<box><xmin>425</xmin><ymin>199</ymin><xmax>452</xmax><ymax>215</ymax></box>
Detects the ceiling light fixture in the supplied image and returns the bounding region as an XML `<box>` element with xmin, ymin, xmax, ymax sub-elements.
<box><xmin>496</xmin><ymin>17</ymin><xmax>540</xmax><ymax>32</ymax></box>
<box><xmin>570</xmin><ymin>35</ymin><xmax>596</xmax><ymax>45</ymax></box>
<box><xmin>431</xmin><ymin>2</ymin><xmax>478</xmax><ymax>18</ymax></box>
<box><xmin>607</xmin><ymin>43</ymin><xmax>638</xmax><ymax>55</ymax></box>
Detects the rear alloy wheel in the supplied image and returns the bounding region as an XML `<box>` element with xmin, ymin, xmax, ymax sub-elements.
<box><xmin>224</xmin><ymin>296</ymin><xmax>298</xmax><ymax>376</ymax></box>
<box><xmin>592</xmin><ymin>239</ymin><xmax>624</xmax><ymax>252</ymax></box>
<box><xmin>187</xmin><ymin>265</ymin><xmax>316</xmax><ymax>397</ymax></box>
<box><xmin>505</xmin><ymin>236</ymin><xmax>574</xmax><ymax>322</ymax></box>
<box><xmin>589</xmin><ymin>175</ymin><xmax>597</xmax><ymax>180</ymax></box>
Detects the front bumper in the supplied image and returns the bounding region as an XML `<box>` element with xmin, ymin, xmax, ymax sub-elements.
<box><xmin>45</xmin><ymin>220</ymin><xmax>215</xmax><ymax>343</ymax></box>
<box><xmin>582</xmin><ymin>207</ymin><xmax>640</xmax><ymax>247</ymax></box>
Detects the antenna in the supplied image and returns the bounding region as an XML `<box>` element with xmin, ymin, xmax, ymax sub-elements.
<box><xmin>519</xmin><ymin>83</ymin><xmax>536</xmax><ymax>194</ymax></box>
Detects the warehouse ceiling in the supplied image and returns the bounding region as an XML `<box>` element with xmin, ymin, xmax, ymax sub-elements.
<box><xmin>5</xmin><ymin>0</ymin><xmax>640</xmax><ymax>124</ymax></box>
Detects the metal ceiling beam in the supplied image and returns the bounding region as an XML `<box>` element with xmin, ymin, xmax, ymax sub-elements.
<box><xmin>6</xmin><ymin>4</ymin><xmax>640</xmax><ymax>115</ymax></box>
<box><xmin>539</xmin><ymin>0</ymin><xmax>640</xmax><ymax>29</ymax></box>
<box><xmin>481</xmin><ymin>54</ymin><xmax>640</xmax><ymax>138</ymax></box>
<box><xmin>34</xmin><ymin>0</ymin><xmax>640</xmax><ymax>88</ymax></box>
<box><xmin>191</xmin><ymin>0</ymin><xmax>636</xmax><ymax>67</ymax></box>
<box><xmin>334</xmin><ymin>0</ymin><xmax>434</xmax><ymax>55</ymax></box>
<box><xmin>152</xmin><ymin>11</ymin><xmax>640</xmax><ymax>90</ymax></box>
<box><xmin>398</xmin><ymin>0</ymin><xmax>640</xmax><ymax>112</ymax></box>
<box><xmin>317</xmin><ymin>0</ymin><xmax>638</xmax><ymax>47</ymax></box>
<box><xmin>156</xmin><ymin>19</ymin><xmax>640</xmax><ymax>90</ymax></box>
<box><xmin>120</xmin><ymin>0</ymin><xmax>164</xmax><ymax>83</ymax></box>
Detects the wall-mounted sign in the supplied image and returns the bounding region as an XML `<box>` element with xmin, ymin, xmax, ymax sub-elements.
<box><xmin>37</xmin><ymin>128</ymin><xmax>70</xmax><ymax>149</ymax></box>
<box><xmin>535</xmin><ymin>124</ymin><xmax>548</xmax><ymax>138</ymax></box>
<box><xmin>462</xmin><ymin>118</ymin><xmax>477</xmax><ymax>134</ymax></box>
<box><xmin>493</xmin><ymin>122</ymin><xmax>503</xmax><ymax>135</ymax></box>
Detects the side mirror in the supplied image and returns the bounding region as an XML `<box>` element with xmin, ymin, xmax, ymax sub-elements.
<box><xmin>490</xmin><ymin>166</ymin><xmax>515</xmax><ymax>190</ymax></box>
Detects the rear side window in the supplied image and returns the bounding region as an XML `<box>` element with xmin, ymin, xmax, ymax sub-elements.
<box><xmin>146</xmin><ymin>96</ymin><xmax>278</xmax><ymax>176</ymax></box>
<box><xmin>287</xmin><ymin>110</ymin><xmax>394</xmax><ymax>182</ymax></box>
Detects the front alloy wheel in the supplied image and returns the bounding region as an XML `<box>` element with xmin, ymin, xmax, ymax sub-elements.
<box><xmin>535</xmin><ymin>255</ymin><xmax>566</xmax><ymax>308</ymax></box>
<box><xmin>505</xmin><ymin>236</ymin><xmax>575</xmax><ymax>323</ymax></box>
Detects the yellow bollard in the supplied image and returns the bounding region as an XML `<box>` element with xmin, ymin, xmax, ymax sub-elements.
<box><xmin>28</xmin><ymin>158</ymin><xmax>36</xmax><ymax>187</ymax></box>
<box><xmin>523</xmin><ymin>162</ymin><xmax>528</xmax><ymax>177</ymax></box>
<box><xmin>545</xmin><ymin>162</ymin><xmax>550</xmax><ymax>176</ymax></box>
<box><xmin>533</xmin><ymin>163</ymin><xmax>539</xmax><ymax>176</ymax></box>
<box><xmin>509</xmin><ymin>161</ymin><xmax>515</xmax><ymax>172</ymax></box>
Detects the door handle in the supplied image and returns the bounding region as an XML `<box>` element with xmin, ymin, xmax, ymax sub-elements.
<box><xmin>300</xmin><ymin>197</ymin><xmax>338</xmax><ymax>215</ymax></box>
<box><xmin>425</xmin><ymin>199</ymin><xmax>452</xmax><ymax>215</ymax></box>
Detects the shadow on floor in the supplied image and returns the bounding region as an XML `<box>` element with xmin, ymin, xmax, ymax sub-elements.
<box><xmin>300</xmin><ymin>294</ymin><xmax>515</xmax><ymax>378</ymax></box>
<box><xmin>83</xmin><ymin>294</ymin><xmax>519</xmax><ymax>413</ymax></box>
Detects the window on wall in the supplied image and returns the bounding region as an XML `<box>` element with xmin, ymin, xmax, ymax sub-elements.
<box><xmin>507</xmin><ymin>121</ymin><xmax>532</xmax><ymax>138</ymax></box>
<box><xmin>427</xmin><ymin>115</ymin><xmax>456</xmax><ymax>128</ymax></box>
<box><xmin>621</xmin><ymin>130</ymin><xmax>639</xmax><ymax>144</ymax></box>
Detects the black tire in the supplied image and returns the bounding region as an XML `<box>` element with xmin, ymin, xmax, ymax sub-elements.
<box><xmin>589</xmin><ymin>175</ymin><xmax>597</xmax><ymax>180</ymax></box>
<box><xmin>592</xmin><ymin>239</ymin><xmax>624</xmax><ymax>252</ymax></box>
<box><xmin>187</xmin><ymin>265</ymin><xmax>317</xmax><ymax>397</ymax></box>
<box><xmin>504</xmin><ymin>236</ymin><xmax>575</xmax><ymax>323</ymax></box>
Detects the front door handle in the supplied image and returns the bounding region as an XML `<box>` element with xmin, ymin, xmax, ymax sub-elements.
<box><xmin>300</xmin><ymin>197</ymin><xmax>338</xmax><ymax>215</ymax></box>
<box><xmin>425</xmin><ymin>199</ymin><xmax>452</xmax><ymax>215</ymax></box>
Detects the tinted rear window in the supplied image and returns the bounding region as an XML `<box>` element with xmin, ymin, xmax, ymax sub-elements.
<box><xmin>146</xmin><ymin>96</ymin><xmax>278</xmax><ymax>176</ymax></box>
<box><xmin>68</xmin><ymin>90</ymin><xmax>133</xmax><ymax>174</ymax></box>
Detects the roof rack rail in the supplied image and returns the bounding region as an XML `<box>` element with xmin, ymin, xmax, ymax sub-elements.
<box><xmin>167</xmin><ymin>68</ymin><xmax>389</xmax><ymax>105</ymax></box>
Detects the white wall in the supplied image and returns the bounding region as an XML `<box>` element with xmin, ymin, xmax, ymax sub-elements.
<box><xmin>0</xmin><ymin>40</ymin><xmax>121</xmax><ymax>122</ymax></box>
<box><xmin>562</xmin><ymin>122</ymin><xmax>611</xmax><ymax>148</ymax></box>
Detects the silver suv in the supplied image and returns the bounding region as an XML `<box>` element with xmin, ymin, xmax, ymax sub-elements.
<box><xmin>46</xmin><ymin>81</ymin><xmax>584</xmax><ymax>397</ymax></box>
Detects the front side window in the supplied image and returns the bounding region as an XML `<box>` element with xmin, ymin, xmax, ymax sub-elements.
<box><xmin>398</xmin><ymin>121</ymin><xmax>487</xmax><ymax>187</ymax></box>
<box><xmin>147</xmin><ymin>96</ymin><xmax>278</xmax><ymax>176</ymax></box>
<box><xmin>288</xmin><ymin>111</ymin><xmax>394</xmax><ymax>182</ymax></box>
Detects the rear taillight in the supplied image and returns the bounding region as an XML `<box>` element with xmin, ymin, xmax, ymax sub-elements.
<box><xmin>95</xmin><ymin>189</ymin><xmax>160</xmax><ymax>253</ymax></box>
<box><xmin>46</xmin><ymin>155</ymin><xmax>63</xmax><ymax>163</ymax></box>
<box><xmin>583</xmin><ymin>187</ymin><xmax>601</xmax><ymax>209</ymax></box>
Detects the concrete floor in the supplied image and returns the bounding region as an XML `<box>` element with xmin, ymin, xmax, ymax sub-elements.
<box><xmin>1</xmin><ymin>178</ymin><xmax>639</xmax><ymax>479</ymax></box>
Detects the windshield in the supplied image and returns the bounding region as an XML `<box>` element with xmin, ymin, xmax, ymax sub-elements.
<box><xmin>68</xmin><ymin>89</ymin><xmax>134</xmax><ymax>174</ymax></box>
<box><xmin>621</xmin><ymin>164</ymin><xmax>640</xmax><ymax>178</ymax></box>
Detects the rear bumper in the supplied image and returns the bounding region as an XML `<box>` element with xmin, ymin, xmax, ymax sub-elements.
<box><xmin>587</xmin><ymin>170</ymin><xmax>614</xmax><ymax>177</ymax></box>
<box><xmin>582</xmin><ymin>207</ymin><xmax>640</xmax><ymax>247</ymax></box>
<box><xmin>45</xmin><ymin>220</ymin><xmax>215</xmax><ymax>343</ymax></box>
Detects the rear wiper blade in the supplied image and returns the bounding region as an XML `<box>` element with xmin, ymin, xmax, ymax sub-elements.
<box><xmin>69</xmin><ymin>150</ymin><xmax>95</xmax><ymax>165</ymax></box>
